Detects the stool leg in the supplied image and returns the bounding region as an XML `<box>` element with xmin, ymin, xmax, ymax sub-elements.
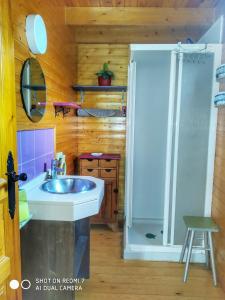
<box><xmin>180</xmin><ymin>229</ymin><xmax>190</xmax><ymax>263</ymax></box>
<box><xmin>208</xmin><ymin>232</ymin><xmax>217</xmax><ymax>286</ymax></box>
<box><xmin>204</xmin><ymin>232</ymin><xmax>209</xmax><ymax>268</ymax></box>
<box><xmin>184</xmin><ymin>230</ymin><xmax>195</xmax><ymax>283</ymax></box>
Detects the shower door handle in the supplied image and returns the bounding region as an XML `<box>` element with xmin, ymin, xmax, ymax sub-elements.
<box><xmin>5</xmin><ymin>151</ymin><xmax>27</xmax><ymax>219</ymax></box>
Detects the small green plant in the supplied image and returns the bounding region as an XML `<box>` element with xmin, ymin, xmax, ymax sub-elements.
<box><xmin>96</xmin><ymin>63</ymin><xmax>115</xmax><ymax>79</ymax></box>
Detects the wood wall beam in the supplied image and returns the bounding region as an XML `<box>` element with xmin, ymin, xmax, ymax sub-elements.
<box><xmin>65</xmin><ymin>7</ymin><xmax>214</xmax><ymax>26</ymax></box>
<box><xmin>74</xmin><ymin>25</ymin><xmax>206</xmax><ymax>44</ymax></box>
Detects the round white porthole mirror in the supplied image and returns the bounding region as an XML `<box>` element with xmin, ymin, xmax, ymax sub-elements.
<box><xmin>26</xmin><ymin>15</ymin><xmax>47</xmax><ymax>54</ymax></box>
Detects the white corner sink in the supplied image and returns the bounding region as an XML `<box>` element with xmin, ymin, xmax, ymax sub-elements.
<box><xmin>21</xmin><ymin>174</ymin><xmax>104</xmax><ymax>222</ymax></box>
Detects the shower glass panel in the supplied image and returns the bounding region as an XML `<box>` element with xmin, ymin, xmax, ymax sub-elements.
<box><xmin>131</xmin><ymin>51</ymin><xmax>171</xmax><ymax>236</ymax></box>
<box><xmin>173</xmin><ymin>52</ymin><xmax>214</xmax><ymax>245</ymax></box>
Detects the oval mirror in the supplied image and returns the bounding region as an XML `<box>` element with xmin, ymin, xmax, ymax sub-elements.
<box><xmin>21</xmin><ymin>58</ymin><xmax>46</xmax><ymax>122</ymax></box>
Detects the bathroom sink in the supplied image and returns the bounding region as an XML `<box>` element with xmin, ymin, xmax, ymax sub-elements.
<box><xmin>42</xmin><ymin>178</ymin><xmax>96</xmax><ymax>194</ymax></box>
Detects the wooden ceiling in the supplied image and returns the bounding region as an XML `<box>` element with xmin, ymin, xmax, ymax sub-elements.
<box><xmin>64</xmin><ymin>0</ymin><xmax>221</xmax><ymax>44</ymax></box>
<box><xmin>65</xmin><ymin>0</ymin><xmax>219</xmax><ymax>8</ymax></box>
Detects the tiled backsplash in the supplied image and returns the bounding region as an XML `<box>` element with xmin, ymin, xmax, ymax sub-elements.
<box><xmin>17</xmin><ymin>129</ymin><xmax>54</xmax><ymax>185</ymax></box>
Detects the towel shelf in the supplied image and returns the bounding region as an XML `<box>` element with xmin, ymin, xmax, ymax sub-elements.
<box><xmin>77</xmin><ymin>108</ymin><xmax>125</xmax><ymax>117</ymax></box>
<box><xmin>53</xmin><ymin>102</ymin><xmax>81</xmax><ymax>117</ymax></box>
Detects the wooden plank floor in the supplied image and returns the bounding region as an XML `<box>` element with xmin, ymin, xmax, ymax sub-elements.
<box><xmin>76</xmin><ymin>226</ymin><xmax>225</xmax><ymax>300</ymax></box>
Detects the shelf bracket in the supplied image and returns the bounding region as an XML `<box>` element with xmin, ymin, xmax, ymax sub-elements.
<box><xmin>122</xmin><ymin>90</ymin><xmax>125</xmax><ymax>105</ymax></box>
<box><xmin>80</xmin><ymin>90</ymin><xmax>85</xmax><ymax>103</ymax></box>
<box><xmin>54</xmin><ymin>106</ymin><xmax>71</xmax><ymax>118</ymax></box>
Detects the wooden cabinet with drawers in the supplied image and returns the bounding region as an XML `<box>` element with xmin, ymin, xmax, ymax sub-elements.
<box><xmin>78</xmin><ymin>153</ymin><xmax>120</xmax><ymax>226</ymax></box>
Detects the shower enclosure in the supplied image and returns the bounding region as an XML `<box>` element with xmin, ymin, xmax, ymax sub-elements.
<box><xmin>124</xmin><ymin>44</ymin><xmax>221</xmax><ymax>262</ymax></box>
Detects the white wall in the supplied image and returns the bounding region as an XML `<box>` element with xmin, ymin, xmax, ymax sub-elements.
<box><xmin>198</xmin><ymin>16</ymin><xmax>223</xmax><ymax>44</ymax></box>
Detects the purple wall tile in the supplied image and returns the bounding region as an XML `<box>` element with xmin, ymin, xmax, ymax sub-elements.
<box><xmin>21</xmin><ymin>161</ymin><xmax>36</xmax><ymax>182</ymax></box>
<box><xmin>35</xmin><ymin>153</ymin><xmax>54</xmax><ymax>175</ymax></box>
<box><xmin>34</xmin><ymin>129</ymin><xmax>46</xmax><ymax>158</ymax></box>
<box><xmin>17</xmin><ymin>128</ymin><xmax>54</xmax><ymax>185</ymax></box>
<box><xmin>46</xmin><ymin>130</ymin><xmax>54</xmax><ymax>154</ymax></box>
<box><xmin>34</xmin><ymin>129</ymin><xmax>55</xmax><ymax>158</ymax></box>
<box><xmin>46</xmin><ymin>153</ymin><xmax>54</xmax><ymax>167</ymax></box>
<box><xmin>18</xmin><ymin>164</ymin><xmax>22</xmax><ymax>175</ymax></box>
<box><xmin>21</xmin><ymin>130</ymin><xmax>35</xmax><ymax>163</ymax></box>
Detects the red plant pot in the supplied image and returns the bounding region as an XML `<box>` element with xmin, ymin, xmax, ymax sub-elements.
<box><xmin>98</xmin><ymin>77</ymin><xmax>111</xmax><ymax>86</ymax></box>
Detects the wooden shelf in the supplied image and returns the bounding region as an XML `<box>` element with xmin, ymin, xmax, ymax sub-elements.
<box><xmin>22</xmin><ymin>84</ymin><xmax>46</xmax><ymax>91</ymax></box>
<box><xmin>53</xmin><ymin>102</ymin><xmax>81</xmax><ymax>117</ymax></box>
<box><xmin>73</xmin><ymin>85</ymin><xmax>127</xmax><ymax>103</ymax></box>
<box><xmin>72</xmin><ymin>85</ymin><xmax>127</xmax><ymax>92</ymax></box>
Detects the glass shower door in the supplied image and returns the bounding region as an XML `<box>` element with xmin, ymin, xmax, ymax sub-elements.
<box><xmin>171</xmin><ymin>52</ymin><xmax>214</xmax><ymax>245</ymax></box>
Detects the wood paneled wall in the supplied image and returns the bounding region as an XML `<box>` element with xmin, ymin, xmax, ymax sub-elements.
<box><xmin>212</xmin><ymin>0</ymin><xmax>225</xmax><ymax>292</ymax></box>
<box><xmin>11</xmin><ymin>0</ymin><xmax>77</xmax><ymax>174</ymax></box>
<box><xmin>75</xmin><ymin>44</ymin><xmax>129</xmax><ymax>217</ymax></box>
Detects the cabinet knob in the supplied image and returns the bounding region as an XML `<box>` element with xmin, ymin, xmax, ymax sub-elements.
<box><xmin>113</xmin><ymin>188</ymin><xmax>118</xmax><ymax>194</ymax></box>
<box><xmin>114</xmin><ymin>210</ymin><xmax>119</xmax><ymax>215</ymax></box>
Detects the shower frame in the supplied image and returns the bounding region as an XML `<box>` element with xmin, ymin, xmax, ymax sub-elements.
<box><xmin>124</xmin><ymin>44</ymin><xmax>222</xmax><ymax>262</ymax></box>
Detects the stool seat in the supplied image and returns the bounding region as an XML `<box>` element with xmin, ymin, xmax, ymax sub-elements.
<box><xmin>183</xmin><ymin>216</ymin><xmax>219</xmax><ymax>232</ymax></box>
<box><xmin>180</xmin><ymin>216</ymin><xmax>219</xmax><ymax>286</ymax></box>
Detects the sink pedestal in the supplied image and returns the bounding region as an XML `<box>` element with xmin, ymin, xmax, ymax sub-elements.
<box><xmin>21</xmin><ymin>218</ymin><xmax>90</xmax><ymax>300</ymax></box>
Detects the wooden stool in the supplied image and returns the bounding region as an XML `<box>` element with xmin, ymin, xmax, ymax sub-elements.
<box><xmin>179</xmin><ymin>216</ymin><xmax>219</xmax><ymax>286</ymax></box>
